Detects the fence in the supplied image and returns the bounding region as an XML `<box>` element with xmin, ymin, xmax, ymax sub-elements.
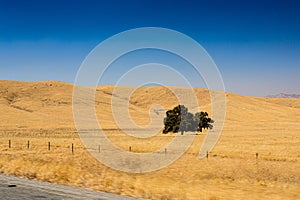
<box><xmin>2</xmin><ymin>139</ymin><xmax>261</xmax><ymax>160</ymax></box>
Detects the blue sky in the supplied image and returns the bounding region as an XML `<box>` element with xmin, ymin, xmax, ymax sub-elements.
<box><xmin>0</xmin><ymin>0</ymin><xmax>299</xmax><ymax>96</ymax></box>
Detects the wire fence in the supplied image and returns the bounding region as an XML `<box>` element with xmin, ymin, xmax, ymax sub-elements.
<box><xmin>0</xmin><ymin>138</ymin><xmax>264</xmax><ymax>161</ymax></box>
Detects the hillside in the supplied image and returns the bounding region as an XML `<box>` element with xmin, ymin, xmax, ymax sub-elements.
<box><xmin>0</xmin><ymin>80</ymin><xmax>299</xmax><ymax>200</ymax></box>
<box><xmin>0</xmin><ymin>80</ymin><xmax>299</xmax><ymax>130</ymax></box>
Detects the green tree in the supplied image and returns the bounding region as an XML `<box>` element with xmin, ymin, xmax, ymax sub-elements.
<box><xmin>163</xmin><ymin>105</ymin><xmax>213</xmax><ymax>134</ymax></box>
<box><xmin>163</xmin><ymin>105</ymin><xmax>182</xmax><ymax>133</ymax></box>
<box><xmin>194</xmin><ymin>111</ymin><xmax>213</xmax><ymax>132</ymax></box>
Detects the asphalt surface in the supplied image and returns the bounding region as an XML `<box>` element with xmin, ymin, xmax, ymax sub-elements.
<box><xmin>0</xmin><ymin>174</ymin><xmax>139</xmax><ymax>200</ymax></box>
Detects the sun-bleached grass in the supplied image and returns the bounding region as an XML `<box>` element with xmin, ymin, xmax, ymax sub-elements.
<box><xmin>0</xmin><ymin>127</ymin><xmax>299</xmax><ymax>200</ymax></box>
<box><xmin>0</xmin><ymin>81</ymin><xmax>299</xmax><ymax>199</ymax></box>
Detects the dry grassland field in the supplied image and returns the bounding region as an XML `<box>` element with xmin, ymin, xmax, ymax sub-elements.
<box><xmin>0</xmin><ymin>80</ymin><xmax>299</xmax><ymax>200</ymax></box>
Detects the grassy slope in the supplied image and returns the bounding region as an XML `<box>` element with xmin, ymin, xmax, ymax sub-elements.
<box><xmin>0</xmin><ymin>80</ymin><xmax>299</xmax><ymax>200</ymax></box>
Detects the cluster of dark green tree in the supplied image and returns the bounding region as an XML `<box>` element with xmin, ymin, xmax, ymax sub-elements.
<box><xmin>163</xmin><ymin>105</ymin><xmax>213</xmax><ymax>134</ymax></box>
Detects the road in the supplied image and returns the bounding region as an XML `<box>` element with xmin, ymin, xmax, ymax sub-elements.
<box><xmin>0</xmin><ymin>174</ymin><xmax>139</xmax><ymax>200</ymax></box>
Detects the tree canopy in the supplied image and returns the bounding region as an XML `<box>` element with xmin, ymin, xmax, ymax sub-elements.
<box><xmin>163</xmin><ymin>105</ymin><xmax>213</xmax><ymax>134</ymax></box>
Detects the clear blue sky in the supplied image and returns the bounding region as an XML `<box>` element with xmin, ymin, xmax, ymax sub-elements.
<box><xmin>0</xmin><ymin>0</ymin><xmax>299</xmax><ymax>96</ymax></box>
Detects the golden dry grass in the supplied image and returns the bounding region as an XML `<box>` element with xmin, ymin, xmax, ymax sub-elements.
<box><xmin>0</xmin><ymin>80</ymin><xmax>299</xmax><ymax>199</ymax></box>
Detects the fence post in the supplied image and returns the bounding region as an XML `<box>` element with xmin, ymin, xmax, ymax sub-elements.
<box><xmin>9</xmin><ymin>140</ymin><xmax>11</xmax><ymax>148</ymax></box>
<box><xmin>27</xmin><ymin>140</ymin><xmax>30</xmax><ymax>149</ymax></box>
<box><xmin>71</xmin><ymin>143</ymin><xmax>74</xmax><ymax>154</ymax></box>
<box><xmin>206</xmin><ymin>151</ymin><xmax>209</xmax><ymax>159</ymax></box>
<box><xmin>129</xmin><ymin>146</ymin><xmax>132</xmax><ymax>152</ymax></box>
<box><xmin>48</xmin><ymin>142</ymin><xmax>50</xmax><ymax>151</ymax></box>
<box><xmin>256</xmin><ymin>152</ymin><xmax>258</xmax><ymax>159</ymax></box>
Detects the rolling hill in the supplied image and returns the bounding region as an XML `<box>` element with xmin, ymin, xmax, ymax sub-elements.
<box><xmin>0</xmin><ymin>80</ymin><xmax>299</xmax><ymax>130</ymax></box>
<box><xmin>0</xmin><ymin>80</ymin><xmax>299</xmax><ymax>200</ymax></box>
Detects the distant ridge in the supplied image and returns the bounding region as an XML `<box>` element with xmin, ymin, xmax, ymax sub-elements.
<box><xmin>267</xmin><ymin>93</ymin><xmax>300</xmax><ymax>98</ymax></box>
